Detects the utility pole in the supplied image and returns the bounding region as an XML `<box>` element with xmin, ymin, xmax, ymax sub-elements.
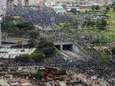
<box><xmin>0</xmin><ymin>16</ymin><xmax>2</xmax><ymax>47</ymax></box>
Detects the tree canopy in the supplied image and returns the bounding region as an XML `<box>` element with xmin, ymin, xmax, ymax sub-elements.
<box><xmin>2</xmin><ymin>19</ymin><xmax>39</xmax><ymax>38</ymax></box>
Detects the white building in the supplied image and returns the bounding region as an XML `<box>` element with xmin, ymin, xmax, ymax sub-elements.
<box><xmin>0</xmin><ymin>0</ymin><xmax>7</xmax><ymax>16</ymax></box>
<box><xmin>7</xmin><ymin>0</ymin><xmax>39</xmax><ymax>7</ymax></box>
<box><xmin>52</xmin><ymin>4</ymin><xmax>66</xmax><ymax>14</ymax></box>
<box><xmin>75</xmin><ymin>0</ymin><xmax>113</xmax><ymax>7</ymax></box>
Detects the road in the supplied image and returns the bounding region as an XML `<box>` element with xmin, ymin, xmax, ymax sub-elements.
<box><xmin>60</xmin><ymin>50</ymin><xmax>87</xmax><ymax>61</ymax></box>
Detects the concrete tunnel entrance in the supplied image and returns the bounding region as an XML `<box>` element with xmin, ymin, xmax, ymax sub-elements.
<box><xmin>55</xmin><ymin>44</ymin><xmax>73</xmax><ymax>51</ymax></box>
<box><xmin>63</xmin><ymin>44</ymin><xmax>73</xmax><ymax>51</ymax></box>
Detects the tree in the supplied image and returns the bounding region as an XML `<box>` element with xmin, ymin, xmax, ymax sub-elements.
<box><xmin>91</xmin><ymin>5</ymin><xmax>100</xmax><ymax>11</ymax></box>
<box><xmin>96</xmin><ymin>18</ymin><xmax>107</xmax><ymax>30</ymax></box>
<box><xmin>112</xmin><ymin>48</ymin><xmax>115</xmax><ymax>55</ymax></box>
<box><xmin>37</xmin><ymin>39</ymin><xmax>57</xmax><ymax>57</ymax></box>
<box><xmin>28</xmin><ymin>30</ymin><xmax>39</xmax><ymax>39</ymax></box>
<box><xmin>52</xmin><ymin>20</ymin><xmax>78</xmax><ymax>30</ymax></box>
<box><xmin>1</xmin><ymin>19</ymin><xmax>17</xmax><ymax>33</ymax></box>
<box><xmin>35</xmin><ymin>71</ymin><xmax>44</xmax><ymax>80</ymax></box>
<box><xmin>70</xmin><ymin>8</ymin><xmax>77</xmax><ymax>14</ymax></box>
<box><xmin>2</xmin><ymin>19</ymin><xmax>39</xmax><ymax>39</ymax></box>
<box><xmin>30</xmin><ymin>51</ymin><xmax>45</xmax><ymax>63</ymax></box>
<box><xmin>105</xmin><ymin>6</ymin><xmax>110</xmax><ymax>13</ymax></box>
<box><xmin>15</xmin><ymin>21</ymin><xmax>35</xmax><ymax>36</ymax></box>
<box><xmin>15</xmin><ymin>54</ymin><xmax>32</xmax><ymax>62</ymax></box>
<box><xmin>83</xmin><ymin>18</ymin><xmax>95</xmax><ymax>27</ymax></box>
<box><xmin>112</xmin><ymin>1</ymin><xmax>115</xmax><ymax>10</ymax></box>
<box><xmin>15</xmin><ymin>50</ymin><xmax>45</xmax><ymax>63</ymax></box>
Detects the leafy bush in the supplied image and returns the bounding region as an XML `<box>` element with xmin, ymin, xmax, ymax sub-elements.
<box><xmin>37</xmin><ymin>39</ymin><xmax>57</xmax><ymax>57</ymax></box>
<box><xmin>15</xmin><ymin>51</ymin><xmax>45</xmax><ymax>63</ymax></box>
<box><xmin>35</xmin><ymin>71</ymin><xmax>45</xmax><ymax>80</ymax></box>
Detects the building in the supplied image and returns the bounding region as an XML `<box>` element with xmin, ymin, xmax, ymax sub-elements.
<box><xmin>6</xmin><ymin>0</ymin><xmax>76</xmax><ymax>7</ymax></box>
<box><xmin>5</xmin><ymin>0</ymin><xmax>115</xmax><ymax>9</ymax></box>
<box><xmin>52</xmin><ymin>4</ymin><xmax>66</xmax><ymax>14</ymax></box>
<box><xmin>7</xmin><ymin>0</ymin><xmax>39</xmax><ymax>7</ymax></box>
<box><xmin>0</xmin><ymin>0</ymin><xmax>7</xmax><ymax>16</ymax></box>
<box><xmin>44</xmin><ymin>0</ymin><xmax>113</xmax><ymax>7</ymax></box>
<box><xmin>6</xmin><ymin>6</ymin><xmax>71</xmax><ymax>26</ymax></box>
<box><xmin>75</xmin><ymin>0</ymin><xmax>113</xmax><ymax>7</ymax></box>
<box><xmin>44</xmin><ymin>0</ymin><xmax>75</xmax><ymax>7</ymax></box>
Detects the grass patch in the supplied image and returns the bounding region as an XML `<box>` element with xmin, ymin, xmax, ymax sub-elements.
<box><xmin>80</xmin><ymin>29</ymin><xmax>115</xmax><ymax>42</ymax></box>
<box><xmin>84</xmin><ymin>47</ymin><xmax>111</xmax><ymax>64</ymax></box>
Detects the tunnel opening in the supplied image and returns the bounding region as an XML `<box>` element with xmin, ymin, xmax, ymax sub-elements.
<box><xmin>55</xmin><ymin>45</ymin><xmax>61</xmax><ymax>50</ymax></box>
<box><xmin>63</xmin><ymin>44</ymin><xmax>72</xmax><ymax>51</ymax></box>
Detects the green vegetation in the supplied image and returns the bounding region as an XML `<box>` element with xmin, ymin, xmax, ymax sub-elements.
<box><xmin>2</xmin><ymin>19</ymin><xmax>57</xmax><ymax>63</ymax></box>
<box><xmin>37</xmin><ymin>39</ymin><xmax>57</xmax><ymax>57</ymax></box>
<box><xmin>70</xmin><ymin>8</ymin><xmax>80</xmax><ymax>14</ymax></box>
<box><xmin>92</xmin><ymin>50</ymin><xmax>111</xmax><ymax>64</ymax></box>
<box><xmin>35</xmin><ymin>71</ymin><xmax>45</xmax><ymax>80</ymax></box>
<box><xmin>80</xmin><ymin>29</ymin><xmax>115</xmax><ymax>44</ymax></box>
<box><xmin>52</xmin><ymin>20</ymin><xmax>78</xmax><ymax>30</ymax></box>
<box><xmin>2</xmin><ymin>19</ymin><xmax>39</xmax><ymax>39</ymax></box>
<box><xmin>2</xmin><ymin>19</ymin><xmax>40</xmax><ymax>47</ymax></box>
<box><xmin>2</xmin><ymin>4</ymin><xmax>115</xmax><ymax>64</ymax></box>
<box><xmin>85</xmin><ymin>47</ymin><xmax>111</xmax><ymax>64</ymax></box>
<box><xmin>16</xmin><ymin>51</ymin><xmax>45</xmax><ymax>63</ymax></box>
<box><xmin>91</xmin><ymin>5</ymin><xmax>100</xmax><ymax>11</ymax></box>
<box><xmin>83</xmin><ymin>18</ymin><xmax>107</xmax><ymax>30</ymax></box>
<box><xmin>53</xmin><ymin>5</ymin><xmax>115</xmax><ymax>63</ymax></box>
<box><xmin>15</xmin><ymin>39</ymin><xmax>57</xmax><ymax>63</ymax></box>
<box><xmin>112</xmin><ymin>1</ymin><xmax>115</xmax><ymax>11</ymax></box>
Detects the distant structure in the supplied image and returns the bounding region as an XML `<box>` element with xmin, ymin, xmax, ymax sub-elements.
<box><xmin>3</xmin><ymin>0</ymin><xmax>114</xmax><ymax>11</ymax></box>
<box><xmin>6</xmin><ymin>6</ymin><xmax>71</xmax><ymax>26</ymax></box>
<box><xmin>44</xmin><ymin>0</ymin><xmax>75</xmax><ymax>7</ymax></box>
<box><xmin>6</xmin><ymin>0</ymin><xmax>75</xmax><ymax>7</ymax></box>
<box><xmin>44</xmin><ymin>0</ymin><xmax>113</xmax><ymax>7</ymax></box>
<box><xmin>5</xmin><ymin>0</ymin><xmax>72</xmax><ymax>26</ymax></box>
<box><xmin>52</xmin><ymin>4</ymin><xmax>66</xmax><ymax>14</ymax></box>
<box><xmin>5</xmin><ymin>0</ymin><xmax>113</xmax><ymax>10</ymax></box>
<box><xmin>0</xmin><ymin>0</ymin><xmax>7</xmax><ymax>47</ymax></box>
<box><xmin>75</xmin><ymin>0</ymin><xmax>113</xmax><ymax>7</ymax></box>
<box><xmin>0</xmin><ymin>0</ymin><xmax>7</xmax><ymax>16</ymax></box>
<box><xmin>7</xmin><ymin>0</ymin><xmax>38</xmax><ymax>7</ymax></box>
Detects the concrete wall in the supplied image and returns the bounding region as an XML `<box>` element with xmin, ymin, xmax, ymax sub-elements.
<box><xmin>72</xmin><ymin>45</ymin><xmax>80</xmax><ymax>53</ymax></box>
<box><xmin>54</xmin><ymin>44</ymin><xmax>80</xmax><ymax>54</ymax></box>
